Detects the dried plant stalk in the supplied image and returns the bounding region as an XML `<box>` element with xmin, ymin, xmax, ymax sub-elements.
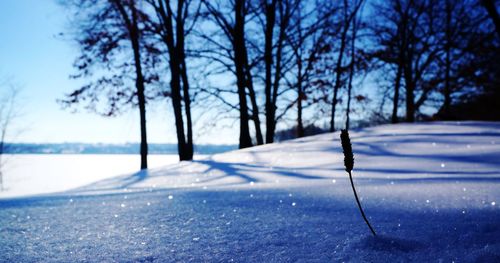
<box><xmin>340</xmin><ymin>129</ymin><xmax>376</xmax><ymax>236</ymax></box>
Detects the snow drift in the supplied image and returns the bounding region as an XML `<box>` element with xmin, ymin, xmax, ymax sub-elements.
<box><xmin>1</xmin><ymin>121</ymin><xmax>499</xmax><ymax>262</ymax></box>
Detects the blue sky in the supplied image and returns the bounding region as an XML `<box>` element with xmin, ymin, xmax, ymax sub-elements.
<box><xmin>0</xmin><ymin>0</ymin><xmax>394</xmax><ymax>146</ymax></box>
<box><xmin>0</xmin><ymin>0</ymin><xmax>238</xmax><ymax>145</ymax></box>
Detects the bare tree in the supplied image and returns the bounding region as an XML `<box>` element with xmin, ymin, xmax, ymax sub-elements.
<box><xmin>146</xmin><ymin>0</ymin><xmax>199</xmax><ymax>160</ymax></box>
<box><xmin>345</xmin><ymin>3</ymin><xmax>364</xmax><ymax>130</ymax></box>
<box><xmin>60</xmin><ymin>0</ymin><xmax>157</xmax><ymax>169</ymax></box>
<box><xmin>369</xmin><ymin>0</ymin><xmax>410</xmax><ymax>123</ymax></box>
<box><xmin>259</xmin><ymin>0</ymin><xmax>299</xmax><ymax>143</ymax></box>
<box><xmin>328</xmin><ymin>0</ymin><xmax>364</xmax><ymax>132</ymax></box>
<box><xmin>199</xmin><ymin>0</ymin><xmax>258</xmax><ymax>148</ymax></box>
<box><xmin>0</xmin><ymin>82</ymin><xmax>20</xmax><ymax>191</ymax></box>
<box><xmin>286</xmin><ymin>0</ymin><xmax>333</xmax><ymax>137</ymax></box>
<box><xmin>435</xmin><ymin>0</ymin><xmax>497</xmax><ymax>119</ymax></box>
<box><xmin>371</xmin><ymin>0</ymin><xmax>443</xmax><ymax>122</ymax></box>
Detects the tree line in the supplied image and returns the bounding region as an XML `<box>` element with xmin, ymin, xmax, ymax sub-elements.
<box><xmin>59</xmin><ymin>0</ymin><xmax>500</xmax><ymax>169</ymax></box>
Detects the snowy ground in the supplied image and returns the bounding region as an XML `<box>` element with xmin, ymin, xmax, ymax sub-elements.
<box><xmin>1</xmin><ymin>121</ymin><xmax>499</xmax><ymax>262</ymax></box>
<box><xmin>0</xmin><ymin>154</ymin><xmax>182</xmax><ymax>198</ymax></box>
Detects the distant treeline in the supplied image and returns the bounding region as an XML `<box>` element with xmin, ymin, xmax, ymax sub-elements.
<box><xmin>2</xmin><ymin>143</ymin><xmax>236</xmax><ymax>155</ymax></box>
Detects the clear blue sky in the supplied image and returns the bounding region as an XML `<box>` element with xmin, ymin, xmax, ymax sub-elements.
<box><xmin>0</xmin><ymin>0</ymin><xmax>237</xmax><ymax>144</ymax></box>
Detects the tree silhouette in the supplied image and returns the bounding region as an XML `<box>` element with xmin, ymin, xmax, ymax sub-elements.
<box><xmin>60</xmin><ymin>0</ymin><xmax>158</xmax><ymax>169</ymax></box>
<box><xmin>0</xmin><ymin>81</ymin><xmax>21</xmax><ymax>191</ymax></box>
<box><xmin>146</xmin><ymin>0</ymin><xmax>199</xmax><ymax>161</ymax></box>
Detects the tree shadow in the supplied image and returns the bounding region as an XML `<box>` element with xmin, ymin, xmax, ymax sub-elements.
<box><xmin>61</xmin><ymin>156</ymin><xmax>329</xmax><ymax>196</ymax></box>
<box><xmin>68</xmin><ymin>169</ymin><xmax>152</xmax><ymax>194</ymax></box>
<box><xmin>353</xmin><ymin>176</ymin><xmax>500</xmax><ymax>185</ymax></box>
<box><xmin>352</xmin><ymin>141</ymin><xmax>500</xmax><ymax>167</ymax></box>
<box><xmin>193</xmin><ymin>159</ymin><xmax>325</xmax><ymax>185</ymax></box>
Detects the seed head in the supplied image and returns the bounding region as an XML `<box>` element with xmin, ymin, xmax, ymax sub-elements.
<box><xmin>340</xmin><ymin>129</ymin><xmax>354</xmax><ymax>173</ymax></box>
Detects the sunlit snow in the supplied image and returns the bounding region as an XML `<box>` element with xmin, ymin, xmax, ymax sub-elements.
<box><xmin>0</xmin><ymin>121</ymin><xmax>499</xmax><ymax>262</ymax></box>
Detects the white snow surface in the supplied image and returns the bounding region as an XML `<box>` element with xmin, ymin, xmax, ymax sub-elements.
<box><xmin>0</xmin><ymin>154</ymin><xmax>183</xmax><ymax>198</ymax></box>
<box><xmin>1</xmin><ymin>121</ymin><xmax>499</xmax><ymax>262</ymax></box>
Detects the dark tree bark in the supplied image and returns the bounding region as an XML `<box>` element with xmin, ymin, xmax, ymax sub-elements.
<box><xmin>202</xmin><ymin>0</ymin><xmax>253</xmax><ymax>148</ymax></box>
<box><xmin>403</xmin><ymin>48</ymin><xmax>415</xmax><ymax>122</ymax></box>
<box><xmin>391</xmin><ymin>19</ymin><xmax>407</xmax><ymax>124</ymax></box>
<box><xmin>176</xmin><ymin>0</ymin><xmax>194</xmax><ymax>160</ymax></box>
<box><xmin>264</xmin><ymin>0</ymin><xmax>277</xmax><ymax>143</ymax></box>
<box><xmin>181</xmin><ymin>60</ymin><xmax>194</xmax><ymax>159</ymax></box>
<box><xmin>391</xmin><ymin>64</ymin><xmax>403</xmax><ymax>123</ymax></box>
<box><xmin>296</xmin><ymin>46</ymin><xmax>304</xmax><ymax>137</ymax></box>
<box><xmin>262</xmin><ymin>0</ymin><xmax>292</xmax><ymax>143</ymax></box>
<box><xmin>150</xmin><ymin>0</ymin><xmax>194</xmax><ymax>160</ymax></box>
<box><xmin>297</xmin><ymin>87</ymin><xmax>304</xmax><ymax>137</ymax></box>
<box><xmin>112</xmin><ymin>0</ymin><xmax>149</xmax><ymax>169</ymax></box>
<box><xmin>234</xmin><ymin>0</ymin><xmax>253</xmax><ymax>148</ymax></box>
<box><xmin>241</xmin><ymin>2</ymin><xmax>263</xmax><ymax>145</ymax></box>
<box><xmin>244</xmin><ymin>63</ymin><xmax>264</xmax><ymax>145</ymax></box>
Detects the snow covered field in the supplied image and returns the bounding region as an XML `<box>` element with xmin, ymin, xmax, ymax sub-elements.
<box><xmin>0</xmin><ymin>154</ymin><xmax>182</xmax><ymax>198</ymax></box>
<box><xmin>0</xmin><ymin>121</ymin><xmax>499</xmax><ymax>262</ymax></box>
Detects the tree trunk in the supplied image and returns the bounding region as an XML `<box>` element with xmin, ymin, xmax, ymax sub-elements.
<box><xmin>391</xmin><ymin>64</ymin><xmax>402</xmax><ymax>123</ymax></box>
<box><xmin>177</xmin><ymin>0</ymin><xmax>193</xmax><ymax>160</ymax></box>
<box><xmin>245</xmin><ymin>70</ymin><xmax>264</xmax><ymax>145</ymax></box>
<box><xmin>269</xmin><ymin>1</ymin><xmax>287</xmax><ymax>143</ymax></box>
<box><xmin>234</xmin><ymin>0</ymin><xmax>253</xmax><ymax>148</ymax></box>
<box><xmin>169</xmin><ymin>60</ymin><xmax>189</xmax><ymax>160</ymax></box>
<box><xmin>155</xmin><ymin>0</ymin><xmax>193</xmax><ymax>161</ymax></box>
<box><xmin>264</xmin><ymin>0</ymin><xmax>276</xmax><ymax>144</ymax></box>
<box><xmin>180</xmin><ymin>61</ymin><xmax>193</xmax><ymax>159</ymax></box>
<box><xmin>242</xmin><ymin>31</ymin><xmax>263</xmax><ymax>144</ymax></box>
<box><xmin>297</xmin><ymin>45</ymin><xmax>305</xmax><ymax>137</ymax></box>
<box><xmin>136</xmin><ymin>67</ymin><xmax>149</xmax><ymax>169</ymax></box>
<box><xmin>443</xmin><ymin>0</ymin><xmax>452</xmax><ymax>119</ymax></box>
<box><xmin>405</xmin><ymin>84</ymin><xmax>415</xmax><ymax>122</ymax></box>
<box><xmin>403</xmin><ymin>25</ymin><xmax>415</xmax><ymax>123</ymax></box>
<box><xmin>118</xmin><ymin>0</ymin><xmax>148</xmax><ymax>169</ymax></box>
<box><xmin>392</xmin><ymin>11</ymin><xmax>408</xmax><ymax>124</ymax></box>
<box><xmin>404</xmin><ymin>62</ymin><xmax>415</xmax><ymax>122</ymax></box>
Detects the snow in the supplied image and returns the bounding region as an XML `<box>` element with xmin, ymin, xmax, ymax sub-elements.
<box><xmin>0</xmin><ymin>154</ymin><xmax>182</xmax><ymax>198</ymax></box>
<box><xmin>1</xmin><ymin>121</ymin><xmax>499</xmax><ymax>262</ymax></box>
